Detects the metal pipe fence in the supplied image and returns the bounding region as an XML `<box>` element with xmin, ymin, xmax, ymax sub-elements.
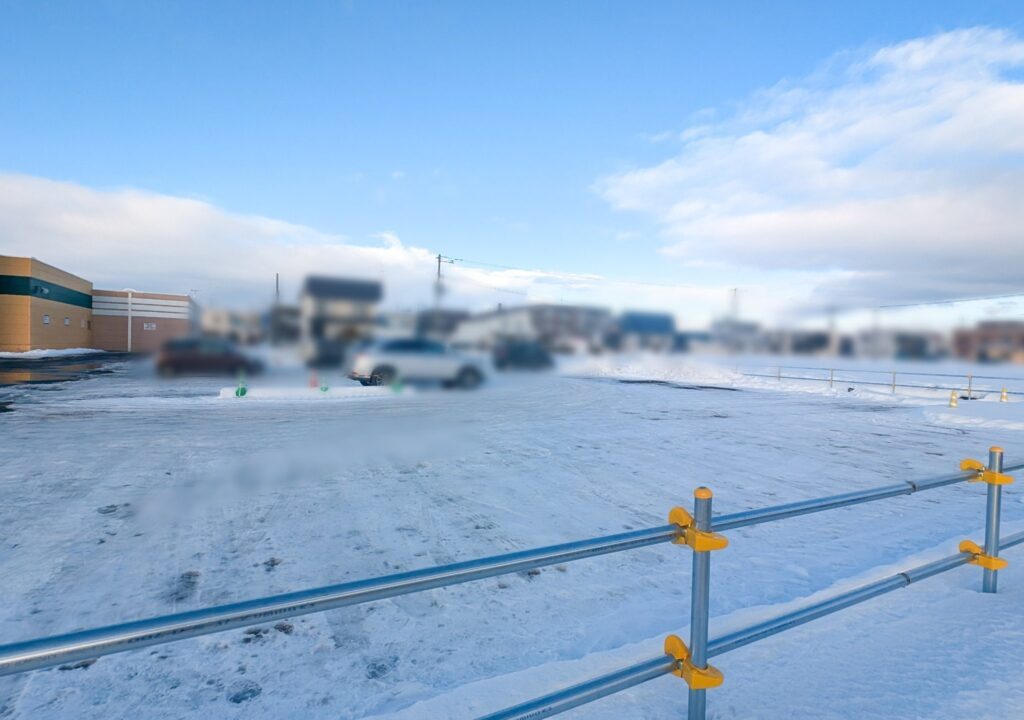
<box><xmin>483</xmin><ymin>528</ymin><xmax>1024</xmax><ymax>720</ymax></box>
<box><xmin>0</xmin><ymin>450</ymin><xmax>1018</xmax><ymax>719</ymax></box>
<box><xmin>0</xmin><ymin>524</ymin><xmax>678</xmax><ymax>677</ymax></box>
<box><xmin>736</xmin><ymin>363</ymin><xmax>1024</xmax><ymax>398</ymax></box>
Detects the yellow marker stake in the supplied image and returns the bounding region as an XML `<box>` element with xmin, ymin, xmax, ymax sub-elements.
<box><xmin>949</xmin><ymin>390</ymin><xmax>958</xmax><ymax>408</ymax></box>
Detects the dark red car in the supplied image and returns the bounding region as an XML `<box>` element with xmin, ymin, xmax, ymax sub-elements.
<box><xmin>156</xmin><ymin>338</ymin><xmax>263</xmax><ymax>376</ymax></box>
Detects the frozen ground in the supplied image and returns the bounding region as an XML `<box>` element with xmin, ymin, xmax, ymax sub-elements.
<box><xmin>0</xmin><ymin>349</ymin><xmax>105</xmax><ymax>360</ymax></box>
<box><xmin>0</xmin><ymin>354</ymin><xmax>1022</xmax><ymax>719</ymax></box>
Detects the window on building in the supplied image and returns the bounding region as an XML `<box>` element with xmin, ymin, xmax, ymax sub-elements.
<box><xmin>42</xmin><ymin>314</ymin><xmax>50</xmax><ymax>325</ymax></box>
<box><xmin>143</xmin><ymin>322</ymin><xmax>157</xmax><ymax>330</ymax></box>
<box><xmin>81</xmin><ymin>319</ymin><xmax>86</xmax><ymax>328</ymax></box>
<box><xmin>64</xmin><ymin>317</ymin><xmax>70</xmax><ymax>326</ymax></box>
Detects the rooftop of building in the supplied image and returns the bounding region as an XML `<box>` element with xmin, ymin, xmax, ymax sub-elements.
<box><xmin>302</xmin><ymin>276</ymin><xmax>383</xmax><ymax>302</ymax></box>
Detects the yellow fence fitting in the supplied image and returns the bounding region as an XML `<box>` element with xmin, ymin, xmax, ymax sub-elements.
<box><xmin>1001</xmin><ymin>387</ymin><xmax>1009</xmax><ymax>402</ymax></box>
<box><xmin>959</xmin><ymin>458</ymin><xmax>1014</xmax><ymax>486</ymax></box>
<box><xmin>949</xmin><ymin>390</ymin><xmax>958</xmax><ymax>408</ymax></box>
<box><xmin>664</xmin><ymin>635</ymin><xmax>724</xmax><ymax>690</ymax></box>
<box><xmin>959</xmin><ymin>540</ymin><xmax>1009</xmax><ymax>571</ymax></box>
<box><xmin>668</xmin><ymin>507</ymin><xmax>728</xmax><ymax>552</ymax></box>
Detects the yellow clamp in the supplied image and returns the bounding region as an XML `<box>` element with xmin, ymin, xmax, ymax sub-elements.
<box><xmin>959</xmin><ymin>540</ymin><xmax>1009</xmax><ymax>571</ymax></box>
<box><xmin>664</xmin><ymin>634</ymin><xmax>724</xmax><ymax>690</ymax></box>
<box><xmin>669</xmin><ymin>506</ymin><xmax>728</xmax><ymax>552</ymax></box>
<box><xmin>959</xmin><ymin>458</ymin><xmax>1014</xmax><ymax>486</ymax></box>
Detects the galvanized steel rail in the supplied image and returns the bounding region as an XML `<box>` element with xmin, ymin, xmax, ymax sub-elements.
<box><xmin>736</xmin><ymin>363</ymin><xmax>1024</xmax><ymax>397</ymax></box>
<box><xmin>713</xmin><ymin>462</ymin><xmax>1024</xmax><ymax>531</ymax></box>
<box><xmin>0</xmin><ymin>451</ymin><xmax>1019</xmax><ymax>720</ymax></box>
<box><xmin>0</xmin><ymin>524</ymin><xmax>677</xmax><ymax>677</ymax></box>
<box><xmin>481</xmin><ymin>528</ymin><xmax>1024</xmax><ymax>720</ymax></box>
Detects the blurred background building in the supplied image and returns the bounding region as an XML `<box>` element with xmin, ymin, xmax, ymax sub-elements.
<box><xmin>299</xmin><ymin>276</ymin><xmax>383</xmax><ymax>366</ymax></box>
<box><xmin>201</xmin><ymin>308</ymin><xmax>264</xmax><ymax>345</ymax></box>
<box><xmin>7</xmin><ymin>254</ymin><xmax>1024</xmax><ymax>366</ymax></box>
<box><xmin>953</xmin><ymin>321</ymin><xmax>1024</xmax><ymax>363</ymax></box>
<box><xmin>608</xmin><ymin>311</ymin><xmax>676</xmax><ymax>352</ymax></box>
<box><xmin>451</xmin><ymin>304</ymin><xmax>611</xmax><ymax>352</ymax></box>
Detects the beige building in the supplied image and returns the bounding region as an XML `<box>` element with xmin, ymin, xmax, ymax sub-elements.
<box><xmin>0</xmin><ymin>255</ymin><xmax>196</xmax><ymax>354</ymax></box>
<box><xmin>0</xmin><ymin>256</ymin><xmax>94</xmax><ymax>352</ymax></box>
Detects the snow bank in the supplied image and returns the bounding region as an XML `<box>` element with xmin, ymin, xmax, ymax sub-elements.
<box><xmin>217</xmin><ymin>385</ymin><xmax>409</xmax><ymax>401</ymax></box>
<box><xmin>0</xmin><ymin>348</ymin><xmax>104</xmax><ymax>359</ymax></box>
<box><xmin>559</xmin><ymin>353</ymin><xmax>740</xmax><ymax>386</ymax></box>
<box><xmin>923</xmin><ymin>399</ymin><xmax>1024</xmax><ymax>431</ymax></box>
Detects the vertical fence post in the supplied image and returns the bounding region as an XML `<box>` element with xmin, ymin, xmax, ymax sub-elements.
<box><xmin>967</xmin><ymin>374</ymin><xmax>974</xmax><ymax>401</ymax></box>
<box><xmin>777</xmin><ymin>366</ymin><xmax>781</xmax><ymax>382</ymax></box>
<box><xmin>688</xmin><ymin>488</ymin><xmax>714</xmax><ymax>720</ymax></box>
<box><xmin>829</xmin><ymin>368</ymin><xmax>834</xmax><ymax>388</ymax></box>
<box><xmin>891</xmin><ymin>372</ymin><xmax>896</xmax><ymax>394</ymax></box>
<box><xmin>983</xmin><ymin>446</ymin><xmax>1004</xmax><ymax>593</ymax></box>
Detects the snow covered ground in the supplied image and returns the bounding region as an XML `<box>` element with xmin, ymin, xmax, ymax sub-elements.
<box><xmin>1</xmin><ymin>354</ymin><xmax>1022</xmax><ymax>719</ymax></box>
<box><xmin>0</xmin><ymin>348</ymin><xmax>105</xmax><ymax>360</ymax></box>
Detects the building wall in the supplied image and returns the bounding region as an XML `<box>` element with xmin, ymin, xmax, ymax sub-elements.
<box><xmin>451</xmin><ymin>310</ymin><xmax>537</xmax><ymax>348</ymax></box>
<box><xmin>0</xmin><ymin>256</ymin><xmax>94</xmax><ymax>352</ymax></box>
<box><xmin>0</xmin><ymin>295</ymin><xmax>32</xmax><ymax>352</ymax></box>
<box><xmin>92</xmin><ymin>290</ymin><xmax>194</xmax><ymax>353</ymax></box>
<box><xmin>29</xmin><ymin>297</ymin><xmax>93</xmax><ymax>350</ymax></box>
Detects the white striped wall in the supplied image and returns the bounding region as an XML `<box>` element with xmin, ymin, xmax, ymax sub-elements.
<box><xmin>92</xmin><ymin>296</ymin><xmax>191</xmax><ymax>320</ymax></box>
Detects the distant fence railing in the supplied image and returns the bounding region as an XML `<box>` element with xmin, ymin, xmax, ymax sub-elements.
<box><xmin>0</xmin><ymin>450</ymin><xmax>1019</xmax><ymax>720</ymax></box>
<box><xmin>736</xmin><ymin>363</ymin><xmax>1024</xmax><ymax>398</ymax></box>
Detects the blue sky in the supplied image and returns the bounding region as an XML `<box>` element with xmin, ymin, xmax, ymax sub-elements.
<box><xmin>3</xmin><ymin>1</ymin><xmax>1024</xmax><ymax>325</ymax></box>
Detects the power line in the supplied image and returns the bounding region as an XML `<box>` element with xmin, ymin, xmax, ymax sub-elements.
<box><xmin>875</xmin><ymin>291</ymin><xmax>1024</xmax><ymax>310</ymax></box>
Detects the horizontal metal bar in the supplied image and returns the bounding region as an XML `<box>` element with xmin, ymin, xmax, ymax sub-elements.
<box><xmin>713</xmin><ymin>483</ymin><xmax>913</xmax><ymax>531</ymax></box>
<box><xmin>713</xmin><ymin>463</ymin><xmax>1024</xmax><ymax>532</ymax></box>
<box><xmin>1001</xmin><ymin>529</ymin><xmax>1024</xmax><ymax>550</ymax></box>
<box><xmin>709</xmin><ymin>532</ymin><xmax>1024</xmax><ymax>658</ymax></box>
<box><xmin>480</xmin><ymin>534</ymin><xmax>1024</xmax><ymax>720</ymax></box>
<box><xmin>740</xmin><ymin>371</ymin><xmax>1024</xmax><ymax>396</ymax></box>
<box><xmin>0</xmin><ymin>525</ymin><xmax>679</xmax><ymax>678</ymax></box>
<box><xmin>707</xmin><ymin>574</ymin><xmax>915</xmax><ymax>657</ymax></box>
<box><xmin>477</xmin><ymin>656</ymin><xmax>674</xmax><ymax>720</ymax></box>
<box><xmin>735</xmin><ymin>363</ymin><xmax>1024</xmax><ymax>383</ymax></box>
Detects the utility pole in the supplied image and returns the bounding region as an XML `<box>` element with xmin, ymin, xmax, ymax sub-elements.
<box><xmin>433</xmin><ymin>254</ymin><xmax>454</xmax><ymax>310</ymax></box>
<box><xmin>435</xmin><ymin>254</ymin><xmax>442</xmax><ymax>309</ymax></box>
<box><xmin>272</xmin><ymin>273</ymin><xmax>280</xmax><ymax>345</ymax></box>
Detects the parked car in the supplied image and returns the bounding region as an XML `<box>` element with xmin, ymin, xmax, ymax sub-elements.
<box><xmin>156</xmin><ymin>338</ymin><xmax>263</xmax><ymax>376</ymax></box>
<box><xmin>348</xmin><ymin>338</ymin><xmax>485</xmax><ymax>388</ymax></box>
<box><xmin>493</xmin><ymin>340</ymin><xmax>553</xmax><ymax>370</ymax></box>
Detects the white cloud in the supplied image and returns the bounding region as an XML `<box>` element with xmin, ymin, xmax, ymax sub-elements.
<box><xmin>1</xmin><ymin>173</ymin><xmax>742</xmax><ymax>322</ymax></box>
<box><xmin>597</xmin><ymin>27</ymin><xmax>1024</xmax><ymax>311</ymax></box>
<box><xmin>0</xmin><ymin>173</ymin><xmax>444</xmax><ymax>308</ymax></box>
